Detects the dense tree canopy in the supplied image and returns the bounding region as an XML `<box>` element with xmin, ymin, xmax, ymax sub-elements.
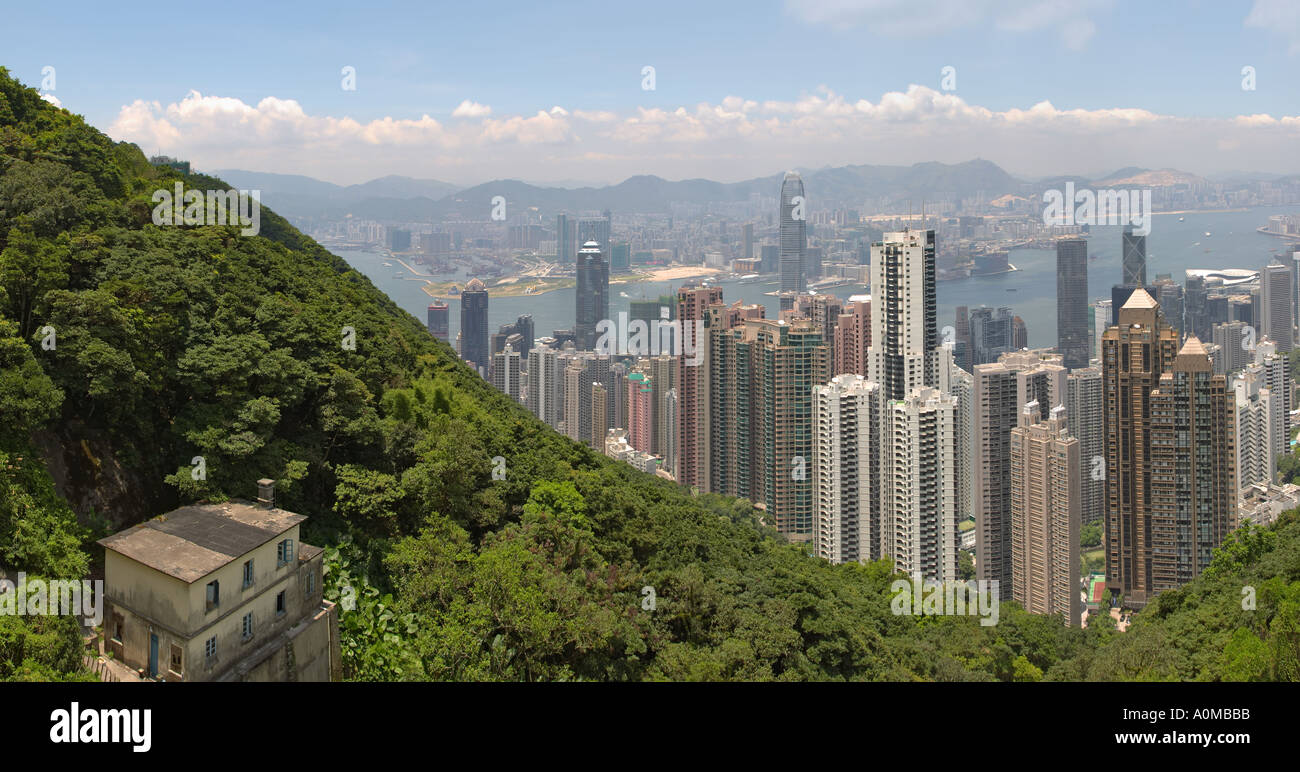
<box><xmin>1</xmin><ymin>66</ymin><xmax>1298</xmax><ymax>681</ymax></box>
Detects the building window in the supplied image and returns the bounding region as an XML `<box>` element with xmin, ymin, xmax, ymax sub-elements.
<box><xmin>170</xmin><ymin>643</ymin><xmax>183</xmax><ymax>674</ymax></box>
<box><xmin>305</xmin><ymin>570</ymin><xmax>315</xmax><ymax>598</ymax></box>
<box><xmin>242</xmin><ymin>612</ymin><xmax>254</xmax><ymax>641</ymax></box>
<box><xmin>242</xmin><ymin>559</ymin><xmax>254</xmax><ymax>589</ymax></box>
<box><xmin>205</xmin><ymin>580</ymin><xmax>220</xmax><ymax>611</ymax></box>
<box><xmin>276</xmin><ymin>590</ymin><xmax>286</xmax><ymax>616</ymax></box>
<box><xmin>277</xmin><ymin>538</ymin><xmax>295</xmax><ymax>566</ymax></box>
<box><xmin>205</xmin><ymin>636</ymin><xmax>217</xmax><ymax>666</ymax></box>
<box><xmin>110</xmin><ymin>613</ymin><xmax>124</xmax><ymax>643</ymax></box>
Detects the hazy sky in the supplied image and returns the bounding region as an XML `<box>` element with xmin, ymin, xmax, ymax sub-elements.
<box><xmin>8</xmin><ymin>0</ymin><xmax>1300</xmax><ymax>185</ymax></box>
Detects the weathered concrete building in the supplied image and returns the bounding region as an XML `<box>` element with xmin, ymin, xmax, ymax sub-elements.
<box><xmin>98</xmin><ymin>481</ymin><xmax>340</xmax><ymax>682</ymax></box>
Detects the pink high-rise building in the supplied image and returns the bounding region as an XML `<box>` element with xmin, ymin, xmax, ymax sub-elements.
<box><xmin>675</xmin><ymin>286</ymin><xmax>724</xmax><ymax>488</ymax></box>
<box><xmin>627</xmin><ymin>371</ymin><xmax>654</xmax><ymax>452</ymax></box>
<box><xmin>832</xmin><ymin>297</ymin><xmax>870</xmax><ymax>377</ymax></box>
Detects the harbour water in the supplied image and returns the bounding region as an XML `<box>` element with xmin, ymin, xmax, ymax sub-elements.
<box><xmin>336</xmin><ymin>206</ymin><xmax>1300</xmax><ymax>351</ymax></box>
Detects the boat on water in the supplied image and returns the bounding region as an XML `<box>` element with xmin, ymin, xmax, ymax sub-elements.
<box><xmin>1204</xmin><ymin>232</ymin><xmax>1212</xmax><ymax>237</ymax></box>
<box><xmin>738</xmin><ymin>274</ymin><xmax>762</xmax><ymax>284</ymax></box>
<box><xmin>383</xmin><ymin>261</ymin><xmax>394</xmax><ymax>267</ymax></box>
<box><xmin>619</xmin><ymin>291</ymin><xmax>629</xmax><ymax>298</ymax></box>
<box><xmin>1178</xmin><ymin>216</ymin><xmax>1185</xmax><ymax>221</ymax></box>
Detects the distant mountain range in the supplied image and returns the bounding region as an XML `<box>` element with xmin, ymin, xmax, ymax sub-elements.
<box><xmin>213</xmin><ymin>161</ymin><xmax>1248</xmax><ymax>223</ymax></box>
<box><xmin>212</xmin><ymin>170</ymin><xmax>462</xmax><ymax>220</ymax></box>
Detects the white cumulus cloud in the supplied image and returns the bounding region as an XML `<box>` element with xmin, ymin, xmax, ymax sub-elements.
<box><xmin>452</xmin><ymin>100</ymin><xmax>492</xmax><ymax>118</ymax></box>
<box><xmin>105</xmin><ymin>85</ymin><xmax>1300</xmax><ymax>185</ymax></box>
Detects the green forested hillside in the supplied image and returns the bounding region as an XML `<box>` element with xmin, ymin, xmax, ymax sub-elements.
<box><xmin>1</xmin><ymin>68</ymin><xmax>1297</xmax><ymax>681</ymax></box>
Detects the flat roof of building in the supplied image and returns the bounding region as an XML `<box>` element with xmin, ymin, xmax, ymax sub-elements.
<box><xmin>98</xmin><ymin>501</ymin><xmax>306</xmax><ymax>584</ymax></box>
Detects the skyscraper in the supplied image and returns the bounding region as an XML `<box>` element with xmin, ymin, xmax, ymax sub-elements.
<box><xmin>1010</xmin><ymin>402</ymin><xmax>1081</xmax><ymax>626</ymax></box>
<box><xmin>814</xmin><ymin>374</ymin><xmax>882</xmax><ymax>564</ymax></box>
<box><xmin>626</xmin><ymin>371</ymin><xmax>654</xmax><ymax>452</ymax></box>
<box><xmin>591</xmin><ymin>382</ymin><xmax>608</xmax><ymax>449</ymax></box>
<box><xmin>954</xmin><ymin>305</ymin><xmax>972</xmax><ymax>371</ymax></box>
<box><xmin>663</xmin><ymin>388</ymin><xmax>679</xmax><ymax>478</ymax></box>
<box><xmin>832</xmin><ymin>297</ymin><xmax>871</xmax><ymax>377</ymax></box>
<box><xmin>968</xmin><ymin>306</ymin><xmax>1016</xmax><ymax>366</ymax></box>
<box><xmin>555</xmin><ymin>214</ymin><xmax>575</xmax><ymax>264</ymax></box>
<box><xmin>779</xmin><ymin>172</ymin><xmax>807</xmax><ymax>293</ymax></box>
<box><xmin>577</xmin><ymin>211</ymin><xmax>613</xmax><ymax>268</ymax></box>
<box><xmin>1212</xmin><ymin>320</ymin><xmax>1253</xmax><ymax>375</ymax></box>
<box><xmin>563</xmin><ymin>359</ymin><xmax>586</xmax><ymax>443</ymax></box>
<box><xmin>1092</xmin><ymin>300</ymin><xmax>1112</xmax><ymax>361</ymax></box>
<box><xmin>1260</xmin><ymin>258</ymin><xmax>1293</xmax><ymax>352</ymax></box>
<box><xmin>1291</xmin><ymin>251</ymin><xmax>1300</xmax><ymax>335</ymax></box>
<box><xmin>1122</xmin><ymin>224</ymin><xmax>1147</xmax><ymax>288</ymax></box>
<box><xmin>1149</xmin><ymin>337</ymin><xmax>1236</xmax><ymax>593</ymax></box>
<box><xmin>1184</xmin><ymin>273</ymin><xmax>1211</xmax><ymax>342</ymax></box>
<box><xmin>491</xmin><ymin>346</ymin><xmax>522</xmax><ymax>401</ymax></box>
<box><xmin>709</xmin><ymin>315</ymin><xmax>827</xmax><ymax>540</ymax></box>
<box><xmin>649</xmin><ymin>354</ymin><xmax>676</xmax><ymax>456</ymax></box>
<box><xmin>866</xmin><ymin>229</ymin><xmax>959</xmax><ymax>582</ymax></box>
<box><xmin>951</xmin><ymin>364</ymin><xmax>975</xmax><ymax>527</ymax></box>
<box><xmin>790</xmin><ymin>292</ymin><xmax>842</xmax><ymax>363</ymax></box>
<box><xmin>1233</xmin><ymin>365</ymin><xmax>1278</xmax><ymax>491</ymax></box>
<box><xmin>459</xmin><ymin>278</ymin><xmax>490</xmax><ymax>377</ymax></box>
<box><xmin>629</xmin><ymin>295</ymin><xmax>676</xmax><ymax>332</ymax></box>
<box><xmin>884</xmin><ymin>387</ymin><xmax>959</xmax><ymax>582</ymax></box>
<box><xmin>575</xmin><ymin>240</ymin><xmax>609</xmax><ymax>350</ymax></box>
<box><xmin>868</xmin><ymin>229</ymin><xmax>939</xmax><ymax>399</ymax></box>
<box><xmin>1056</xmin><ymin>238</ymin><xmax>1090</xmax><ymax>369</ymax></box>
<box><xmin>1253</xmin><ymin>339</ymin><xmax>1291</xmax><ymax>464</ymax></box>
<box><xmin>1102</xmin><ymin>288</ymin><xmax>1179</xmax><ymax>609</ymax></box>
<box><xmin>512</xmin><ymin>314</ymin><xmax>534</xmax><ymax>360</ymax></box>
<box><xmin>1112</xmin><ymin>227</ymin><xmax>1157</xmax><ymax>327</ymax></box>
<box><xmin>972</xmin><ymin>350</ymin><xmax>1067</xmax><ymax>597</ymax></box>
<box><xmin>526</xmin><ymin>344</ymin><xmax>562</xmax><ymax>429</ymax></box>
<box><xmin>1154</xmin><ymin>277</ymin><xmax>1185</xmax><ymax>338</ymax></box>
<box><xmin>426</xmin><ymin>300</ymin><xmax>449</xmax><ymax>341</ymax></box>
<box><xmin>1066</xmin><ymin>366</ymin><xmax>1105</xmax><ymax>526</ymax></box>
<box><xmin>559</xmin><ymin>351</ymin><xmax>610</xmax><ymax>447</ymax></box>
<box><xmin>1011</xmin><ymin>315</ymin><xmax>1028</xmax><ymax>351</ymax></box>
<box><xmin>675</xmin><ymin>285</ymin><xmax>725</xmax><ymax>488</ymax></box>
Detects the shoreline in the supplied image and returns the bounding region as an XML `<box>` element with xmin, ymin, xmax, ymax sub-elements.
<box><xmin>417</xmin><ymin>263</ymin><xmax>727</xmax><ymax>299</ymax></box>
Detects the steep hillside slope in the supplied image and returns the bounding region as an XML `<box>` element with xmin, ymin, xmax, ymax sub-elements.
<box><xmin>1</xmin><ymin>68</ymin><xmax>1297</xmax><ymax>682</ymax></box>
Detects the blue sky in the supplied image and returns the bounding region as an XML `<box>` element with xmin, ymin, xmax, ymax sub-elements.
<box><xmin>6</xmin><ymin>1</ymin><xmax>1300</xmax><ymax>184</ymax></box>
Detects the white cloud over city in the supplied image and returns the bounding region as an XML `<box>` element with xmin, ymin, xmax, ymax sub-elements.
<box><xmin>108</xmin><ymin>84</ymin><xmax>1300</xmax><ymax>186</ymax></box>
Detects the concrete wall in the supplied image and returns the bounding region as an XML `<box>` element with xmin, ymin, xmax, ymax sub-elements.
<box><xmin>182</xmin><ymin>524</ymin><xmax>303</xmax><ymax>634</ymax></box>
<box><xmin>189</xmin><ymin>548</ymin><xmax>323</xmax><ymax>682</ymax></box>
<box><xmin>104</xmin><ymin>528</ymin><xmax>334</xmax><ymax>682</ymax></box>
<box><xmin>236</xmin><ymin>600</ymin><xmax>338</xmax><ymax>682</ymax></box>
<box><xmin>103</xmin><ymin>551</ymin><xmax>190</xmax><ymax>679</ymax></box>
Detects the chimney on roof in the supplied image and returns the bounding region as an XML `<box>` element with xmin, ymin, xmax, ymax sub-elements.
<box><xmin>256</xmin><ymin>478</ymin><xmax>276</xmax><ymax>508</ymax></box>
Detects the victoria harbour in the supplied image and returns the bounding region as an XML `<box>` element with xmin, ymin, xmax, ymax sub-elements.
<box><xmin>339</xmin><ymin>205</ymin><xmax>1300</xmax><ymax>350</ymax></box>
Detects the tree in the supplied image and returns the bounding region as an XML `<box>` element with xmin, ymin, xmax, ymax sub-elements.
<box><xmin>0</xmin><ymin>223</ymin><xmax>68</xmax><ymax>339</ymax></box>
<box><xmin>0</xmin><ymin>319</ymin><xmax>62</xmax><ymax>443</ymax></box>
<box><xmin>333</xmin><ymin>465</ymin><xmax>402</xmax><ymax>536</ymax></box>
<box><xmin>1221</xmin><ymin>628</ymin><xmax>1270</xmax><ymax>681</ymax></box>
